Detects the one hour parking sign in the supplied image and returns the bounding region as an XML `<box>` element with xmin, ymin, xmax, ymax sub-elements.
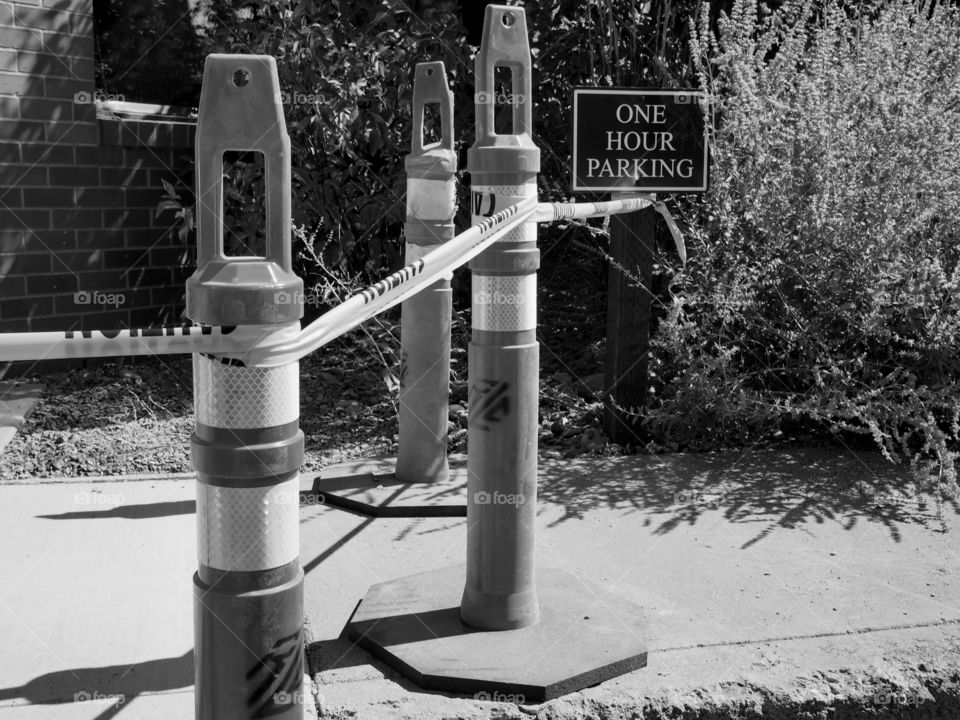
<box><xmin>572</xmin><ymin>88</ymin><xmax>708</xmax><ymax>193</ymax></box>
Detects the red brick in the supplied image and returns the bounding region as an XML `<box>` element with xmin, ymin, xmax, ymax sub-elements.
<box><xmin>26</xmin><ymin>315</ymin><xmax>89</xmax><ymax>332</ymax></box>
<box><xmin>46</xmin><ymin>120</ymin><xmax>96</xmax><ymax>144</ymax></box>
<box><xmin>128</xmin><ymin>266</ymin><xmax>171</xmax><ymax>287</ymax></box>
<box><xmin>70</xmin><ymin>9</ymin><xmax>91</xmax><ymax>35</ymax></box>
<box><xmin>0</xmin><ymin>228</ymin><xmax>27</xmax><ymax>251</ymax></box>
<box><xmin>124</xmin><ymin>187</ymin><xmax>165</xmax><ymax>208</ymax></box>
<box><xmin>17</xmin><ymin>52</ymin><xmax>74</xmax><ymax>78</ymax></box>
<box><xmin>0</xmin><ymin>26</ymin><xmax>41</xmax><ymax>51</ymax></box>
<box><xmin>0</xmin><ymin>141</ymin><xmax>21</xmax><ymax>162</ymax></box>
<box><xmin>50</xmin><ymin>207</ymin><xmax>97</xmax><ymax>227</ymax></box>
<box><xmin>13</xmin><ymin>6</ymin><xmax>73</xmax><ymax>34</ymax></box>
<box><xmin>19</xmin><ymin>143</ymin><xmax>69</xmax><ymax>165</ymax></box>
<box><xmin>122</xmin><ymin>148</ymin><xmax>167</xmax><ymax>167</ymax></box>
<box><xmin>0</xmin><ymin>4</ymin><xmax>13</xmax><ymax>25</ymax></box>
<box><xmin>7</xmin><ymin>252</ymin><xmax>50</xmax><ymax>273</ymax></box>
<box><xmin>100</xmin><ymin>166</ymin><xmax>140</xmax><ymax>186</ymax></box>
<box><xmin>0</xmin><ymin>118</ymin><xmax>44</xmax><ymax>141</ymax></box>
<box><xmin>0</xmin><ymin>94</ymin><xmax>17</xmax><ymax>117</ymax></box>
<box><xmin>74</xmin><ymin>269</ymin><xmax>128</xmax><ymax>288</ymax></box>
<box><xmin>0</xmin><ymin>275</ymin><xmax>27</xmax><ymax>297</ymax></box>
<box><xmin>22</xmin><ymin>187</ymin><xmax>73</xmax><ymax>207</ymax></box>
<box><xmin>18</xmin><ymin>96</ymin><xmax>71</xmax><ymax>121</ymax></box>
<box><xmin>0</xmin><ymin>208</ymin><xmax>49</xmax><ymax>230</ymax></box>
<box><xmin>39</xmin><ymin>30</ymin><xmax>92</xmax><ymax>57</ymax></box>
<box><xmin>76</xmin><ymin>187</ymin><xmax>123</xmax><ymax>209</ymax></box>
<box><xmin>108</xmin><ymin>208</ymin><xmax>151</xmax><ymax>229</ymax></box>
<box><xmin>54</xmin><ymin>248</ymin><xmax>101</xmax><ymax>270</ymax></box>
<box><xmin>74</xmin><ymin>226</ymin><xmax>121</xmax><ymax>245</ymax></box>
<box><xmin>0</xmin><ymin>295</ymin><xmax>54</xmax><ymax>320</ymax></box>
<box><xmin>26</xmin><ymin>272</ymin><xmax>75</xmax><ymax>294</ymax></box>
<box><xmin>43</xmin><ymin>77</ymin><xmax>88</xmax><ymax>100</ymax></box>
<box><xmin>75</xmin><ymin>144</ymin><xmax>118</xmax><ymax>165</ymax></box>
<box><xmin>69</xmin><ymin>54</ymin><xmax>92</xmax><ymax>81</ymax></box>
<box><xmin>149</xmin><ymin>246</ymin><xmax>190</xmax><ymax>266</ymax></box>
<box><xmin>0</xmin><ymin>49</ymin><xmax>16</xmax><ymax>72</ymax></box>
<box><xmin>0</xmin><ymin>187</ymin><xmax>19</xmax><ymax>205</ymax></box>
<box><xmin>44</xmin><ymin>0</ymin><xmax>91</xmax><ymax>12</ymax></box>
<box><xmin>0</xmin><ymin>163</ymin><xmax>47</xmax><ymax>185</ymax></box>
<box><xmin>48</xmin><ymin>164</ymin><xmax>96</xmax><ymax>186</ymax></box>
<box><xmin>30</xmin><ymin>228</ymin><xmax>74</xmax><ymax>250</ymax></box>
<box><xmin>0</xmin><ymin>71</ymin><xmax>30</xmax><ymax>95</ymax></box>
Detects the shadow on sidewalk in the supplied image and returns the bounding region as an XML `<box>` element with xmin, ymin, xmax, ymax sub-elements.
<box><xmin>0</xmin><ymin>649</ymin><xmax>192</xmax><ymax>715</ymax></box>
<box><xmin>36</xmin><ymin>499</ymin><xmax>196</xmax><ymax>521</ymax></box>
<box><xmin>536</xmin><ymin>446</ymin><xmax>957</xmax><ymax>545</ymax></box>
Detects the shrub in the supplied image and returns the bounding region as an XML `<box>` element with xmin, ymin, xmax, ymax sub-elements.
<box><xmin>645</xmin><ymin>0</ymin><xmax>960</xmax><ymax>492</ymax></box>
<box><xmin>193</xmin><ymin>0</ymin><xmax>469</xmax><ymax>289</ymax></box>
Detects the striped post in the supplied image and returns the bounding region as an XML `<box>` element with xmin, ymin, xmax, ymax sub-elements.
<box><xmin>395</xmin><ymin>61</ymin><xmax>456</xmax><ymax>484</ymax></box>
<box><xmin>461</xmin><ymin>5</ymin><xmax>542</xmax><ymax>630</ymax></box>
<box><xmin>186</xmin><ymin>55</ymin><xmax>306</xmax><ymax>720</ymax></box>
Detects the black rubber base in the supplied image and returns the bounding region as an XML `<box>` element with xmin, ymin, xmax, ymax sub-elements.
<box><xmin>346</xmin><ymin>565</ymin><xmax>647</xmax><ymax>703</ymax></box>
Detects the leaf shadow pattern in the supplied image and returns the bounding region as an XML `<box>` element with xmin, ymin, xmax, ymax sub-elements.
<box><xmin>535</xmin><ymin>446</ymin><xmax>956</xmax><ymax>547</ymax></box>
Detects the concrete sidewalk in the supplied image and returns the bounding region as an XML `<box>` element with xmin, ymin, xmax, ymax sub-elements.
<box><xmin>0</xmin><ymin>446</ymin><xmax>957</xmax><ymax>718</ymax></box>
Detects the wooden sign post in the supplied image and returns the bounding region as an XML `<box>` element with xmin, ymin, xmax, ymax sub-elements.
<box><xmin>572</xmin><ymin>89</ymin><xmax>707</xmax><ymax>446</ymax></box>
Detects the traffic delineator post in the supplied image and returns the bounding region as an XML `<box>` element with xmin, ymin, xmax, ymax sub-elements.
<box><xmin>347</xmin><ymin>6</ymin><xmax>647</xmax><ymax>701</ymax></box>
<box><xmin>395</xmin><ymin>61</ymin><xmax>456</xmax><ymax>485</ymax></box>
<box><xmin>188</xmin><ymin>55</ymin><xmax>306</xmax><ymax>720</ymax></box>
<box><xmin>462</xmin><ymin>4</ymin><xmax>541</xmax><ymax>630</ymax></box>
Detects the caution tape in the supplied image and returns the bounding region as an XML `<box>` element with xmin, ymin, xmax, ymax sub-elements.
<box><xmin>0</xmin><ymin>324</ymin><xmax>285</xmax><ymax>364</ymax></box>
<box><xmin>534</xmin><ymin>196</ymin><xmax>686</xmax><ymax>266</ymax></box>
<box><xmin>0</xmin><ymin>194</ymin><xmax>686</xmax><ymax>366</ymax></box>
<box><xmin>234</xmin><ymin>197</ymin><xmax>539</xmax><ymax>367</ymax></box>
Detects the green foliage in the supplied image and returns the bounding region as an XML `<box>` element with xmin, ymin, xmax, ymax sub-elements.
<box><xmin>196</xmin><ymin>0</ymin><xmax>468</xmax><ymax>288</ymax></box>
<box><xmin>646</xmin><ymin>0</ymin><xmax>960</xmax><ymax>490</ymax></box>
<box><xmin>93</xmin><ymin>0</ymin><xmax>204</xmax><ymax>106</ymax></box>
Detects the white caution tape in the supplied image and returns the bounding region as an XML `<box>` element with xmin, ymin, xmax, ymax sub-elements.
<box><xmin>0</xmin><ymin>324</ymin><xmax>289</xmax><ymax>364</ymax></box>
<box><xmin>534</xmin><ymin>196</ymin><xmax>686</xmax><ymax>266</ymax></box>
<box><xmin>471</xmin><ymin>184</ymin><xmax>537</xmax><ymax>243</ymax></box>
<box><xmin>237</xmin><ymin>196</ymin><xmax>539</xmax><ymax>366</ymax></box>
<box><xmin>0</xmin><ymin>195</ymin><xmax>684</xmax><ymax>366</ymax></box>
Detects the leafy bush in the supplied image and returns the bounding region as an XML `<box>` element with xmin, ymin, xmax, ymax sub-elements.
<box><xmin>193</xmin><ymin>0</ymin><xmax>469</xmax><ymax>289</ymax></box>
<box><xmin>645</xmin><ymin>0</ymin><xmax>960</xmax><ymax>491</ymax></box>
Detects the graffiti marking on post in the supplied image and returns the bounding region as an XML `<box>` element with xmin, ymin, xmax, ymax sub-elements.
<box><xmin>469</xmin><ymin>379</ymin><xmax>511</xmax><ymax>431</ymax></box>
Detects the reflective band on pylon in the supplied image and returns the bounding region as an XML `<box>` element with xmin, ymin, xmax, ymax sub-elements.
<box><xmin>472</xmin><ymin>273</ymin><xmax>537</xmax><ymax>332</ymax></box>
<box><xmin>194</xmin><ymin>354</ymin><xmax>299</xmax><ymax>428</ymax></box>
<box><xmin>407</xmin><ymin>178</ymin><xmax>456</xmax><ymax>221</ymax></box>
<box><xmin>471</xmin><ymin>184</ymin><xmax>537</xmax><ymax>243</ymax></box>
<box><xmin>197</xmin><ymin>474</ymin><xmax>301</xmax><ymax>571</ymax></box>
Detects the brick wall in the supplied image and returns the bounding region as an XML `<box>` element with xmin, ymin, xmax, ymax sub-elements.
<box><xmin>0</xmin><ymin>0</ymin><xmax>196</xmax><ymax>367</ymax></box>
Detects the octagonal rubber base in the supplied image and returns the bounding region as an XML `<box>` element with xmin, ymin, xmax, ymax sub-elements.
<box><xmin>346</xmin><ymin>565</ymin><xmax>647</xmax><ymax>703</ymax></box>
